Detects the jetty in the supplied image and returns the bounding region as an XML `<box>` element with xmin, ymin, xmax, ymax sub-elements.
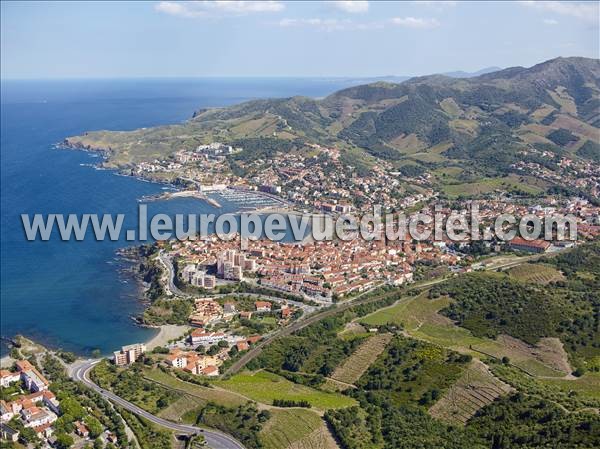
<box><xmin>141</xmin><ymin>190</ymin><xmax>222</xmax><ymax>208</ymax></box>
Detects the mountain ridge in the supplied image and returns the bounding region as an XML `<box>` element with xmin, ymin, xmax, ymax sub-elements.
<box><xmin>65</xmin><ymin>56</ymin><xmax>600</xmax><ymax>199</ymax></box>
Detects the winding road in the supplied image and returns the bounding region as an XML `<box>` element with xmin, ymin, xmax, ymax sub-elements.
<box><xmin>158</xmin><ymin>251</ymin><xmax>188</xmax><ymax>298</ymax></box>
<box><xmin>67</xmin><ymin>253</ymin><xmax>549</xmax><ymax>448</ymax></box>
<box><xmin>69</xmin><ymin>360</ymin><xmax>245</xmax><ymax>449</ymax></box>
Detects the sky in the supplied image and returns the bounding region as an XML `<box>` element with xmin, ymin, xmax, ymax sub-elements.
<box><xmin>1</xmin><ymin>1</ymin><xmax>599</xmax><ymax>79</ymax></box>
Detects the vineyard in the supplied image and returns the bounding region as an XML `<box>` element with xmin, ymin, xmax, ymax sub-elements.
<box><xmin>507</xmin><ymin>263</ymin><xmax>565</xmax><ymax>284</ymax></box>
<box><xmin>260</xmin><ymin>409</ymin><xmax>339</xmax><ymax>449</ymax></box>
<box><xmin>428</xmin><ymin>360</ymin><xmax>513</xmax><ymax>425</ymax></box>
<box><xmin>326</xmin><ymin>333</ymin><xmax>392</xmax><ymax>390</ymax></box>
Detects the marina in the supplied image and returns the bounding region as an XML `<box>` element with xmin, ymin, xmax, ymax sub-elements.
<box><xmin>215</xmin><ymin>188</ymin><xmax>289</xmax><ymax>211</ymax></box>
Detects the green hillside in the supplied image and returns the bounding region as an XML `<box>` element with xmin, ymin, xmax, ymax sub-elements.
<box><xmin>66</xmin><ymin>57</ymin><xmax>600</xmax><ymax>191</ymax></box>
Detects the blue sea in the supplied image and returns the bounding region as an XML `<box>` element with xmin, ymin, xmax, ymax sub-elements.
<box><xmin>0</xmin><ymin>78</ymin><xmax>357</xmax><ymax>356</ymax></box>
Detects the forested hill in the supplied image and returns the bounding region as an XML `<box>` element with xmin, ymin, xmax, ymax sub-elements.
<box><xmin>66</xmin><ymin>57</ymin><xmax>600</xmax><ymax>179</ymax></box>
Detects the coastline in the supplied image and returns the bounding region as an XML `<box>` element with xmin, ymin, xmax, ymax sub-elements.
<box><xmin>143</xmin><ymin>324</ymin><xmax>190</xmax><ymax>350</ymax></box>
<box><xmin>0</xmin><ymin>354</ymin><xmax>13</xmax><ymax>369</ymax></box>
<box><xmin>0</xmin><ymin>325</ymin><xmax>191</xmax><ymax>367</ymax></box>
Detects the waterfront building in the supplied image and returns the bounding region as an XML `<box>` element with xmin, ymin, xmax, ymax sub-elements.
<box><xmin>16</xmin><ymin>360</ymin><xmax>49</xmax><ymax>392</ymax></box>
<box><xmin>0</xmin><ymin>369</ymin><xmax>21</xmax><ymax>387</ymax></box>
<box><xmin>113</xmin><ymin>343</ymin><xmax>146</xmax><ymax>366</ymax></box>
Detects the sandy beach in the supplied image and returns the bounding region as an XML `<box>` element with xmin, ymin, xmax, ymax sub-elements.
<box><xmin>1</xmin><ymin>355</ymin><xmax>14</xmax><ymax>369</ymax></box>
<box><xmin>144</xmin><ymin>324</ymin><xmax>191</xmax><ymax>349</ymax></box>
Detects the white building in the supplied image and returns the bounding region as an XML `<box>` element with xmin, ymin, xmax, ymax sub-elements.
<box><xmin>16</xmin><ymin>361</ymin><xmax>49</xmax><ymax>392</ymax></box>
<box><xmin>190</xmin><ymin>330</ymin><xmax>226</xmax><ymax>345</ymax></box>
<box><xmin>166</xmin><ymin>352</ymin><xmax>187</xmax><ymax>369</ymax></box>
<box><xmin>0</xmin><ymin>370</ymin><xmax>20</xmax><ymax>387</ymax></box>
<box><xmin>21</xmin><ymin>407</ymin><xmax>57</xmax><ymax>428</ymax></box>
<box><xmin>113</xmin><ymin>343</ymin><xmax>146</xmax><ymax>366</ymax></box>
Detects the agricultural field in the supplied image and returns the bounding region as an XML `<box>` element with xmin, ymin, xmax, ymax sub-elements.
<box><xmin>541</xmin><ymin>372</ymin><xmax>600</xmax><ymax>400</ymax></box>
<box><xmin>214</xmin><ymin>371</ymin><xmax>357</xmax><ymax>410</ymax></box>
<box><xmin>491</xmin><ymin>364</ymin><xmax>600</xmax><ymax>412</ymax></box>
<box><xmin>428</xmin><ymin>360</ymin><xmax>514</xmax><ymax>425</ymax></box>
<box><xmin>360</xmin><ymin>292</ymin><xmax>568</xmax><ymax>377</ymax></box>
<box><xmin>143</xmin><ymin>368</ymin><xmax>247</xmax><ymax>407</ymax></box>
<box><xmin>507</xmin><ymin>263</ymin><xmax>565</xmax><ymax>284</ymax></box>
<box><xmin>327</xmin><ymin>333</ymin><xmax>392</xmax><ymax>389</ymax></box>
<box><xmin>471</xmin><ymin>336</ymin><xmax>570</xmax><ymax>378</ymax></box>
<box><xmin>259</xmin><ymin>409</ymin><xmax>338</xmax><ymax>449</ymax></box>
<box><xmin>440</xmin><ymin>174</ymin><xmax>547</xmax><ymax>198</ymax></box>
<box><xmin>158</xmin><ymin>395</ymin><xmax>206</xmax><ymax>421</ymax></box>
<box><xmin>360</xmin><ymin>293</ymin><xmax>482</xmax><ymax>352</ymax></box>
<box><xmin>355</xmin><ymin>336</ymin><xmax>470</xmax><ymax>408</ymax></box>
<box><xmin>337</xmin><ymin>322</ymin><xmax>370</xmax><ymax>340</ymax></box>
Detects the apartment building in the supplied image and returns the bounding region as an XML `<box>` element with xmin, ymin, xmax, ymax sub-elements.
<box><xmin>113</xmin><ymin>343</ymin><xmax>146</xmax><ymax>366</ymax></box>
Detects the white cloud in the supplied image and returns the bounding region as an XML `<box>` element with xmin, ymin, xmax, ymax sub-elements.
<box><xmin>156</xmin><ymin>2</ymin><xmax>195</xmax><ymax>17</ymax></box>
<box><xmin>543</xmin><ymin>18</ymin><xmax>559</xmax><ymax>25</ymax></box>
<box><xmin>328</xmin><ymin>1</ymin><xmax>369</xmax><ymax>14</ymax></box>
<box><xmin>277</xmin><ymin>14</ymin><xmax>440</xmax><ymax>31</ymax></box>
<box><xmin>277</xmin><ymin>17</ymin><xmax>382</xmax><ymax>31</ymax></box>
<box><xmin>520</xmin><ymin>1</ymin><xmax>599</xmax><ymax>24</ymax></box>
<box><xmin>155</xmin><ymin>1</ymin><xmax>284</xmax><ymax>18</ymax></box>
<box><xmin>278</xmin><ymin>18</ymin><xmax>349</xmax><ymax>31</ymax></box>
<box><xmin>390</xmin><ymin>16</ymin><xmax>440</xmax><ymax>29</ymax></box>
<box><xmin>413</xmin><ymin>1</ymin><xmax>456</xmax><ymax>7</ymax></box>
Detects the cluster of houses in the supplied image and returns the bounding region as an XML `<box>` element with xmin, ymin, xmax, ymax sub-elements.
<box><xmin>1</xmin><ymin>360</ymin><xmax>121</xmax><ymax>446</ymax></box>
<box><xmin>235</xmin><ymin>142</ymin><xmax>436</xmax><ymax>214</ymax></box>
<box><xmin>167</xmin><ymin>235</ymin><xmax>418</xmax><ymax>302</ymax></box>
<box><xmin>158</xmin><ymin>328</ymin><xmax>266</xmax><ymax>378</ymax></box>
<box><xmin>165</xmin><ymin>349</ymin><xmax>220</xmax><ymax>377</ymax></box>
<box><xmin>189</xmin><ymin>298</ymin><xmax>224</xmax><ymax>327</ymax></box>
<box><xmin>0</xmin><ymin>360</ymin><xmax>57</xmax><ymax>442</ymax></box>
<box><xmin>188</xmin><ymin>297</ymin><xmax>292</xmax><ymax>328</ymax></box>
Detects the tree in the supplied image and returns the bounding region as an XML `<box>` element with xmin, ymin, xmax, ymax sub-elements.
<box><xmin>55</xmin><ymin>432</ymin><xmax>75</xmax><ymax>449</ymax></box>
<box><xmin>19</xmin><ymin>426</ymin><xmax>39</xmax><ymax>445</ymax></box>
<box><xmin>152</xmin><ymin>346</ymin><xmax>169</xmax><ymax>354</ymax></box>
<box><xmin>60</xmin><ymin>397</ymin><xmax>86</xmax><ymax>420</ymax></box>
<box><xmin>207</xmin><ymin>345</ymin><xmax>220</xmax><ymax>356</ymax></box>
<box><xmin>55</xmin><ymin>414</ymin><xmax>75</xmax><ymax>434</ymax></box>
<box><xmin>217</xmin><ymin>340</ymin><xmax>229</xmax><ymax>348</ymax></box>
<box><xmin>85</xmin><ymin>415</ymin><xmax>103</xmax><ymax>439</ymax></box>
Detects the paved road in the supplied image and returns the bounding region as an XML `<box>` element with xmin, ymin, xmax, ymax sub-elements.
<box><xmin>70</xmin><ymin>360</ymin><xmax>245</xmax><ymax>449</ymax></box>
<box><xmin>225</xmin><ymin>255</ymin><xmax>544</xmax><ymax>375</ymax></box>
<box><xmin>158</xmin><ymin>251</ymin><xmax>188</xmax><ymax>298</ymax></box>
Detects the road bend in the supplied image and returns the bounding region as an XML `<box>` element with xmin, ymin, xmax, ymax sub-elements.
<box><xmin>69</xmin><ymin>360</ymin><xmax>245</xmax><ymax>449</ymax></box>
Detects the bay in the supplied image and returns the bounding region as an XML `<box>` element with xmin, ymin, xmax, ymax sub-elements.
<box><xmin>0</xmin><ymin>78</ymin><xmax>353</xmax><ymax>356</ymax></box>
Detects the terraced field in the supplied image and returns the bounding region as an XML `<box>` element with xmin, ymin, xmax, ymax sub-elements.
<box><xmin>471</xmin><ymin>335</ymin><xmax>570</xmax><ymax>377</ymax></box>
<box><xmin>159</xmin><ymin>396</ymin><xmax>206</xmax><ymax>421</ymax></box>
<box><xmin>214</xmin><ymin>371</ymin><xmax>357</xmax><ymax>410</ymax></box>
<box><xmin>507</xmin><ymin>263</ymin><xmax>565</xmax><ymax>284</ymax></box>
<box><xmin>429</xmin><ymin>360</ymin><xmax>514</xmax><ymax>425</ymax></box>
<box><xmin>360</xmin><ymin>293</ymin><xmax>568</xmax><ymax>377</ymax></box>
<box><xmin>327</xmin><ymin>333</ymin><xmax>392</xmax><ymax>389</ymax></box>
<box><xmin>143</xmin><ymin>368</ymin><xmax>247</xmax><ymax>408</ymax></box>
<box><xmin>541</xmin><ymin>372</ymin><xmax>600</xmax><ymax>400</ymax></box>
<box><xmin>260</xmin><ymin>409</ymin><xmax>339</xmax><ymax>449</ymax></box>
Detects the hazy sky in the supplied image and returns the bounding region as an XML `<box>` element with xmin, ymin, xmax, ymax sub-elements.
<box><xmin>1</xmin><ymin>1</ymin><xmax>599</xmax><ymax>79</ymax></box>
